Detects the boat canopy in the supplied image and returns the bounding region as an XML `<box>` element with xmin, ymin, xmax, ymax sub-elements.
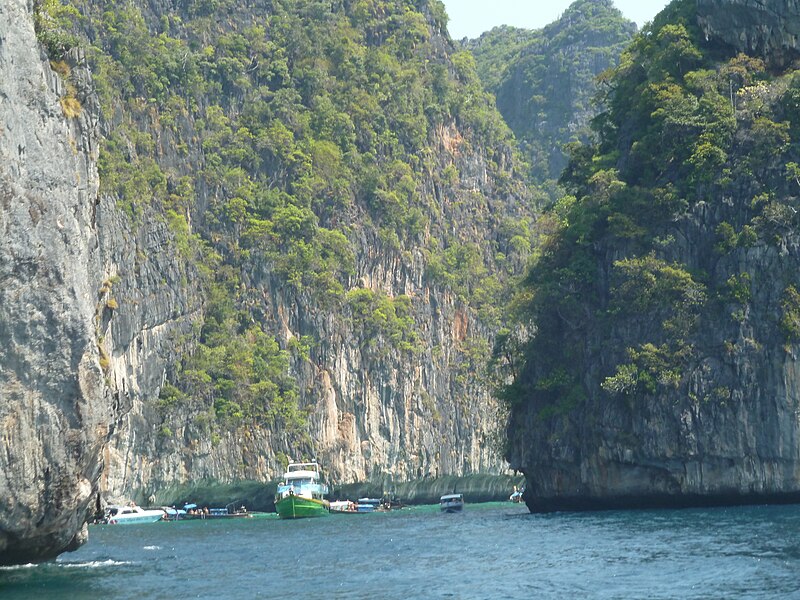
<box><xmin>285</xmin><ymin>470</ymin><xmax>319</xmax><ymax>480</ymax></box>
<box><xmin>286</xmin><ymin>462</ymin><xmax>320</xmax><ymax>473</ymax></box>
<box><xmin>164</xmin><ymin>507</ymin><xmax>186</xmax><ymax>516</ymax></box>
<box><xmin>277</xmin><ymin>461</ymin><xmax>328</xmax><ymax>499</ymax></box>
<box><xmin>440</xmin><ymin>494</ymin><xmax>463</xmax><ymax>501</ymax></box>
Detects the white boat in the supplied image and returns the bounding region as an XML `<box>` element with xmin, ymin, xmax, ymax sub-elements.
<box><xmin>275</xmin><ymin>461</ymin><xmax>329</xmax><ymax>518</ymax></box>
<box><xmin>104</xmin><ymin>504</ymin><xmax>165</xmax><ymax>524</ymax></box>
<box><xmin>440</xmin><ymin>493</ymin><xmax>464</xmax><ymax>513</ymax></box>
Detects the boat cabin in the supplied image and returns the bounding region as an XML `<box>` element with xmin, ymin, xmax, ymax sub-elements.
<box><xmin>277</xmin><ymin>461</ymin><xmax>328</xmax><ymax>501</ymax></box>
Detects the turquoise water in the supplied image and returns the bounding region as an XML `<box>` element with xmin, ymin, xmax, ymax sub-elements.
<box><xmin>2</xmin><ymin>502</ymin><xmax>800</xmax><ymax>599</ymax></box>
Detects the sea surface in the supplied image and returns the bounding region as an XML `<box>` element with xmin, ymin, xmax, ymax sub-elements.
<box><xmin>2</xmin><ymin>502</ymin><xmax>800</xmax><ymax>599</ymax></box>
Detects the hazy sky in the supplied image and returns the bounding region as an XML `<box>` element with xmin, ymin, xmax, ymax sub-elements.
<box><xmin>443</xmin><ymin>0</ymin><xmax>672</xmax><ymax>40</ymax></box>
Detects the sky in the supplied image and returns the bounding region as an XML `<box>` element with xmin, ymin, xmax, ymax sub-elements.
<box><xmin>442</xmin><ymin>0</ymin><xmax>672</xmax><ymax>40</ymax></box>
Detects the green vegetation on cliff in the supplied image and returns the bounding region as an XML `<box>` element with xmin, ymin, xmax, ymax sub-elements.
<box><xmin>501</xmin><ymin>0</ymin><xmax>800</xmax><ymax>419</ymax></box>
<box><xmin>467</xmin><ymin>0</ymin><xmax>636</xmax><ymax>186</ymax></box>
<box><xmin>46</xmin><ymin>0</ymin><xmax>531</xmax><ymax>447</ymax></box>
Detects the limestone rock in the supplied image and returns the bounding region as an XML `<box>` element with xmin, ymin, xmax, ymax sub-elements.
<box><xmin>697</xmin><ymin>0</ymin><xmax>800</xmax><ymax>67</ymax></box>
<box><xmin>0</xmin><ymin>0</ymin><xmax>109</xmax><ymax>564</ymax></box>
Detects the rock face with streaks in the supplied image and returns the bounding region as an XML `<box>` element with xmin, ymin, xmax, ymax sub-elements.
<box><xmin>0</xmin><ymin>0</ymin><xmax>202</xmax><ymax>564</ymax></box>
<box><xmin>0</xmin><ymin>0</ymin><xmax>107</xmax><ymax>565</ymax></box>
<box><xmin>697</xmin><ymin>0</ymin><xmax>800</xmax><ymax>67</ymax></box>
<box><xmin>2</xmin><ymin>0</ymin><xmax>535</xmax><ymax>534</ymax></box>
<box><xmin>77</xmin><ymin>0</ymin><xmax>532</xmax><ymax>506</ymax></box>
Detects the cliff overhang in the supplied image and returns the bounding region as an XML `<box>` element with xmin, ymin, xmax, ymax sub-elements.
<box><xmin>524</xmin><ymin>488</ymin><xmax>800</xmax><ymax>512</ymax></box>
<box><xmin>697</xmin><ymin>0</ymin><xmax>800</xmax><ymax>67</ymax></box>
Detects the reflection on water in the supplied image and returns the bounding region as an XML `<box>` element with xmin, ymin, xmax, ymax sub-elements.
<box><xmin>2</xmin><ymin>503</ymin><xmax>800</xmax><ymax>599</ymax></box>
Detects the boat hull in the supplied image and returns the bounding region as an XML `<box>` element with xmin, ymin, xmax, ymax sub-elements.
<box><xmin>275</xmin><ymin>495</ymin><xmax>328</xmax><ymax>519</ymax></box>
<box><xmin>108</xmin><ymin>512</ymin><xmax>164</xmax><ymax>524</ymax></box>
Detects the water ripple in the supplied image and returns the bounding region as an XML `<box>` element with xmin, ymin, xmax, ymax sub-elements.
<box><xmin>1</xmin><ymin>503</ymin><xmax>800</xmax><ymax>599</ymax></box>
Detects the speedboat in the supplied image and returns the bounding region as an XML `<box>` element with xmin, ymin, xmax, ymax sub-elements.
<box><xmin>439</xmin><ymin>493</ymin><xmax>464</xmax><ymax>513</ymax></box>
<box><xmin>104</xmin><ymin>504</ymin><xmax>165</xmax><ymax>524</ymax></box>
<box><xmin>274</xmin><ymin>461</ymin><xmax>329</xmax><ymax>519</ymax></box>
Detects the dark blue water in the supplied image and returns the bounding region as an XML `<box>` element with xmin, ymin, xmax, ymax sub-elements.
<box><xmin>2</xmin><ymin>502</ymin><xmax>800</xmax><ymax>599</ymax></box>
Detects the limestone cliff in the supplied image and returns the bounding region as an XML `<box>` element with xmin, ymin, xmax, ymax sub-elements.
<box><xmin>61</xmin><ymin>0</ymin><xmax>532</xmax><ymax>504</ymax></box>
<box><xmin>467</xmin><ymin>0</ymin><xmax>636</xmax><ymax>184</ymax></box>
<box><xmin>505</xmin><ymin>0</ymin><xmax>800</xmax><ymax>511</ymax></box>
<box><xmin>2</xmin><ymin>0</ymin><xmax>219</xmax><ymax>563</ymax></box>
<box><xmin>0</xmin><ymin>0</ymin><xmax>108</xmax><ymax>564</ymax></box>
<box><xmin>1</xmin><ymin>0</ymin><xmax>529</xmax><ymax>564</ymax></box>
<box><xmin>697</xmin><ymin>0</ymin><xmax>800</xmax><ymax>67</ymax></box>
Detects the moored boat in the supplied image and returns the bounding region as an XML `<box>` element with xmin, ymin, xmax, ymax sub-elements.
<box><xmin>275</xmin><ymin>461</ymin><xmax>329</xmax><ymax>519</ymax></box>
<box><xmin>178</xmin><ymin>501</ymin><xmax>253</xmax><ymax>520</ymax></box>
<box><xmin>380</xmin><ymin>495</ymin><xmax>405</xmax><ymax>510</ymax></box>
<box><xmin>439</xmin><ymin>493</ymin><xmax>464</xmax><ymax>513</ymax></box>
<box><xmin>161</xmin><ymin>506</ymin><xmax>187</xmax><ymax>521</ymax></box>
<box><xmin>356</xmin><ymin>498</ymin><xmax>381</xmax><ymax>513</ymax></box>
<box><xmin>329</xmin><ymin>498</ymin><xmax>386</xmax><ymax>514</ymax></box>
<box><xmin>329</xmin><ymin>500</ymin><xmax>357</xmax><ymax>513</ymax></box>
<box><xmin>104</xmin><ymin>504</ymin><xmax>165</xmax><ymax>524</ymax></box>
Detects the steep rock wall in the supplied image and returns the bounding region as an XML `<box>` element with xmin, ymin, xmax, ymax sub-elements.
<box><xmin>697</xmin><ymin>0</ymin><xmax>800</xmax><ymax>66</ymax></box>
<box><xmin>85</xmin><ymin>1</ymin><xmax>526</xmax><ymax>504</ymax></box>
<box><xmin>506</xmin><ymin>1</ymin><xmax>800</xmax><ymax>511</ymax></box>
<box><xmin>95</xmin><ymin>198</ymin><xmax>203</xmax><ymax>501</ymax></box>
<box><xmin>0</xmin><ymin>0</ymin><xmax>108</xmax><ymax>564</ymax></box>
<box><xmin>0</xmin><ymin>0</ymin><xmax>205</xmax><ymax>563</ymax></box>
<box><xmin>508</xmin><ymin>218</ymin><xmax>800</xmax><ymax>510</ymax></box>
<box><xmin>102</xmin><ymin>124</ymin><xmax>514</xmax><ymax>504</ymax></box>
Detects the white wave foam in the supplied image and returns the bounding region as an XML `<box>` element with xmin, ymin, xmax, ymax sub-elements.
<box><xmin>143</xmin><ymin>545</ymin><xmax>161</xmax><ymax>551</ymax></box>
<box><xmin>57</xmin><ymin>559</ymin><xmax>132</xmax><ymax>569</ymax></box>
<box><xmin>0</xmin><ymin>563</ymin><xmax>38</xmax><ymax>571</ymax></box>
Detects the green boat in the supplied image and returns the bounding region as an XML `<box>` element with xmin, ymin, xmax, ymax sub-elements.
<box><xmin>274</xmin><ymin>461</ymin><xmax>329</xmax><ymax>519</ymax></box>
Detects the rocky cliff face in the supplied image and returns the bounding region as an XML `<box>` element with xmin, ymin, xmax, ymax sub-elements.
<box><xmin>101</xmin><ymin>124</ymin><xmax>517</xmax><ymax>505</ymax></box>
<box><xmin>95</xmin><ymin>197</ymin><xmax>202</xmax><ymax>501</ymax></box>
<box><xmin>0</xmin><ymin>0</ymin><xmax>108</xmax><ymax>564</ymax></box>
<box><xmin>66</xmin><ymin>0</ymin><xmax>530</xmax><ymax>504</ymax></box>
<box><xmin>508</xmin><ymin>225</ymin><xmax>800</xmax><ymax>511</ymax></box>
<box><xmin>505</xmin><ymin>0</ymin><xmax>800</xmax><ymax>511</ymax></box>
<box><xmin>697</xmin><ymin>0</ymin><xmax>800</xmax><ymax>67</ymax></box>
<box><xmin>468</xmin><ymin>0</ymin><xmax>636</xmax><ymax>184</ymax></box>
<box><xmin>0</xmin><ymin>0</ymin><xmax>211</xmax><ymax>563</ymax></box>
<box><xmin>0</xmin><ymin>0</ymin><xmax>528</xmax><ymax>563</ymax></box>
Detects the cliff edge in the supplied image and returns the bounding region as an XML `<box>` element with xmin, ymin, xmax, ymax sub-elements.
<box><xmin>0</xmin><ymin>0</ymin><xmax>109</xmax><ymax>564</ymax></box>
